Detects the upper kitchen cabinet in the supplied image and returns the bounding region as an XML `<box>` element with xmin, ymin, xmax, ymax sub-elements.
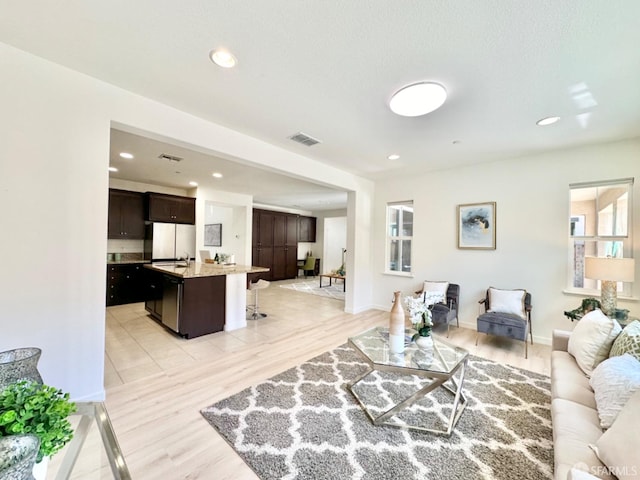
<box><xmin>107</xmin><ymin>189</ymin><xmax>145</xmax><ymax>239</ymax></box>
<box><xmin>146</xmin><ymin>192</ymin><xmax>196</xmax><ymax>224</ymax></box>
<box><xmin>298</xmin><ymin>215</ymin><xmax>317</xmax><ymax>242</ymax></box>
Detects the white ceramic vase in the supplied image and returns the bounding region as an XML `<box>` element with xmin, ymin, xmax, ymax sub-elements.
<box><xmin>389</xmin><ymin>291</ymin><xmax>406</xmax><ymax>354</ymax></box>
<box><xmin>415</xmin><ymin>335</ymin><xmax>433</xmax><ymax>350</ymax></box>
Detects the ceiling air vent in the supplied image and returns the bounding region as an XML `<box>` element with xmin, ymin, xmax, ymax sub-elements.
<box><xmin>158</xmin><ymin>153</ymin><xmax>183</xmax><ymax>162</ymax></box>
<box><xmin>288</xmin><ymin>132</ymin><xmax>321</xmax><ymax>147</ymax></box>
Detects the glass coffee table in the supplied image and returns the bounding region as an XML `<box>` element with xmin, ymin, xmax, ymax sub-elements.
<box><xmin>347</xmin><ymin>326</ymin><xmax>469</xmax><ymax>435</ymax></box>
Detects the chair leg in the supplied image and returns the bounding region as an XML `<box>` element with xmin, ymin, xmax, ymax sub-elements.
<box><xmin>475</xmin><ymin>332</ymin><xmax>479</xmax><ymax>346</ymax></box>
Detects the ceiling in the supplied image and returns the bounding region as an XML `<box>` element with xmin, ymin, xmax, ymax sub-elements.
<box><xmin>2</xmin><ymin>1</ymin><xmax>640</xmax><ymax>209</ymax></box>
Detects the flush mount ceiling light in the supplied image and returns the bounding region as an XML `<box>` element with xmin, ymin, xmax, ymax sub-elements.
<box><xmin>108</xmin><ymin>166</ymin><xmax>118</xmax><ymax>172</ymax></box>
<box><xmin>119</xmin><ymin>152</ymin><xmax>134</xmax><ymax>159</ymax></box>
<box><xmin>189</xmin><ymin>181</ymin><xmax>198</xmax><ymax>186</ymax></box>
<box><xmin>536</xmin><ymin>116</ymin><xmax>560</xmax><ymax>126</ymax></box>
<box><xmin>212</xmin><ymin>172</ymin><xmax>223</xmax><ymax>178</ymax></box>
<box><xmin>389</xmin><ymin>82</ymin><xmax>447</xmax><ymax>117</ymax></box>
<box><xmin>387</xmin><ymin>154</ymin><xmax>400</xmax><ymax>160</ymax></box>
<box><xmin>209</xmin><ymin>49</ymin><xmax>237</xmax><ymax>68</ymax></box>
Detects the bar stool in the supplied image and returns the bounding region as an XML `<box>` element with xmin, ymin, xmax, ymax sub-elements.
<box><xmin>247</xmin><ymin>279</ymin><xmax>270</xmax><ymax>320</ymax></box>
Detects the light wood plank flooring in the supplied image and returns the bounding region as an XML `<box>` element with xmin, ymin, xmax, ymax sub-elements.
<box><xmin>52</xmin><ymin>279</ymin><xmax>551</xmax><ymax>479</ymax></box>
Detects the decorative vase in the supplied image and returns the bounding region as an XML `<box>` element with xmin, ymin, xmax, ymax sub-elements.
<box><xmin>0</xmin><ymin>348</ymin><xmax>43</xmax><ymax>392</ymax></box>
<box><xmin>415</xmin><ymin>335</ymin><xmax>433</xmax><ymax>350</ymax></box>
<box><xmin>0</xmin><ymin>434</ymin><xmax>40</xmax><ymax>480</ymax></box>
<box><xmin>389</xmin><ymin>291</ymin><xmax>406</xmax><ymax>354</ymax></box>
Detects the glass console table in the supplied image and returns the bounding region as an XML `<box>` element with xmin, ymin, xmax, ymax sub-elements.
<box><xmin>47</xmin><ymin>402</ymin><xmax>130</xmax><ymax>479</ymax></box>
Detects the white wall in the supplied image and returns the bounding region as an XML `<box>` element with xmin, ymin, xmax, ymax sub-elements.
<box><xmin>0</xmin><ymin>42</ymin><xmax>374</xmax><ymax>400</ymax></box>
<box><xmin>194</xmin><ymin>186</ymin><xmax>253</xmax><ymax>266</ymax></box>
<box><xmin>201</xmin><ymin>202</ymin><xmax>245</xmax><ymax>263</ymax></box>
<box><xmin>323</xmin><ymin>217</ymin><xmax>347</xmax><ymax>274</ymax></box>
<box><xmin>372</xmin><ymin>139</ymin><xmax>640</xmax><ymax>344</ymax></box>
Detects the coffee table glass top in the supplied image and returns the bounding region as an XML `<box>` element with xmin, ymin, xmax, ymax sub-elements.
<box><xmin>348</xmin><ymin>326</ymin><xmax>468</xmax><ymax>374</ymax></box>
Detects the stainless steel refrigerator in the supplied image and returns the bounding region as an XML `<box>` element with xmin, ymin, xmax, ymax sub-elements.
<box><xmin>144</xmin><ymin>223</ymin><xmax>196</xmax><ymax>261</ymax></box>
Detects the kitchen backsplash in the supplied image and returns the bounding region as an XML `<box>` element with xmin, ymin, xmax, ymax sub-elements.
<box><xmin>107</xmin><ymin>239</ymin><xmax>144</xmax><ymax>254</ymax></box>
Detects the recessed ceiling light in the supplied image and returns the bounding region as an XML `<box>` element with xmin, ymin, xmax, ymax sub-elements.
<box><xmin>189</xmin><ymin>181</ymin><xmax>198</xmax><ymax>186</ymax></box>
<box><xmin>387</xmin><ymin>154</ymin><xmax>400</xmax><ymax>160</ymax></box>
<box><xmin>536</xmin><ymin>116</ymin><xmax>560</xmax><ymax>126</ymax></box>
<box><xmin>209</xmin><ymin>49</ymin><xmax>237</xmax><ymax>68</ymax></box>
<box><xmin>212</xmin><ymin>172</ymin><xmax>223</xmax><ymax>178</ymax></box>
<box><xmin>389</xmin><ymin>82</ymin><xmax>447</xmax><ymax>117</ymax></box>
<box><xmin>119</xmin><ymin>152</ymin><xmax>134</xmax><ymax>159</ymax></box>
<box><xmin>108</xmin><ymin>166</ymin><xmax>118</xmax><ymax>172</ymax></box>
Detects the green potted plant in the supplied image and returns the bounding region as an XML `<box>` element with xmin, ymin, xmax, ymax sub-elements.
<box><xmin>0</xmin><ymin>380</ymin><xmax>76</xmax><ymax>471</ymax></box>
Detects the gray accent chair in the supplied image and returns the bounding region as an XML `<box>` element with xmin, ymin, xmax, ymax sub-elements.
<box><xmin>476</xmin><ymin>289</ymin><xmax>533</xmax><ymax>358</ymax></box>
<box><xmin>416</xmin><ymin>283</ymin><xmax>460</xmax><ymax>337</ymax></box>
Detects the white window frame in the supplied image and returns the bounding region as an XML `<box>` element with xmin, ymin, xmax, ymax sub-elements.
<box><xmin>385</xmin><ymin>200</ymin><xmax>413</xmax><ymax>276</ymax></box>
<box><xmin>568</xmin><ymin>178</ymin><xmax>634</xmax><ymax>297</ymax></box>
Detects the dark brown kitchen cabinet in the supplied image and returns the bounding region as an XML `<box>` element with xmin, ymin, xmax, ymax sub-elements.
<box><xmin>252</xmin><ymin>208</ymin><xmax>298</xmax><ymax>281</ymax></box>
<box><xmin>107</xmin><ymin>189</ymin><xmax>145</xmax><ymax>239</ymax></box>
<box><xmin>144</xmin><ymin>268</ymin><xmax>164</xmax><ymax>320</ymax></box>
<box><xmin>146</xmin><ymin>192</ymin><xmax>196</xmax><ymax>224</ymax></box>
<box><xmin>180</xmin><ymin>276</ymin><xmax>226</xmax><ymax>338</ymax></box>
<box><xmin>298</xmin><ymin>215</ymin><xmax>317</xmax><ymax>242</ymax></box>
<box><xmin>106</xmin><ymin>263</ymin><xmax>148</xmax><ymax>306</ymax></box>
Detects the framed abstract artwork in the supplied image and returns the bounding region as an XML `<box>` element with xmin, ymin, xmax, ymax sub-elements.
<box><xmin>204</xmin><ymin>223</ymin><xmax>222</xmax><ymax>246</ymax></box>
<box><xmin>457</xmin><ymin>202</ymin><xmax>496</xmax><ymax>250</ymax></box>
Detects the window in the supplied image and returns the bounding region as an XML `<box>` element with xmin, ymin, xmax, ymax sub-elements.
<box><xmin>569</xmin><ymin>178</ymin><xmax>633</xmax><ymax>295</ymax></box>
<box><xmin>386</xmin><ymin>201</ymin><xmax>413</xmax><ymax>274</ymax></box>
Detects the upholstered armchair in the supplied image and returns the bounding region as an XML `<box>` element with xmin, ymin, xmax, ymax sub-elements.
<box><xmin>415</xmin><ymin>281</ymin><xmax>460</xmax><ymax>337</ymax></box>
<box><xmin>476</xmin><ymin>287</ymin><xmax>533</xmax><ymax>358</ymax></box>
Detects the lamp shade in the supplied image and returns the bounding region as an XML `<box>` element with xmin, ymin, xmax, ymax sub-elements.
<box><xmin>584</xmin><ymin>257</ymin><xmax>635</xmax><ymax>282</ymax></box>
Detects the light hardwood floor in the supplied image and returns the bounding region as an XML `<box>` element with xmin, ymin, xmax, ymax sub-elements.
<box><xmin>54</xmin><ymin>279</ymin><xmax>551</xmax><ymax>479</ymax></box>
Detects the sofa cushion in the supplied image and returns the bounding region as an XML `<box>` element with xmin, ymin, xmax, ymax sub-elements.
<box><xmin>487</xmin><ymin>287</ymin><xmax>526</xmax><ymax>319</ymax></box>
<box><xmin>551</xmin><ymin>398</ymin><xmax>614</xmax><ymax>480</ymax></box>
<box><xmin>568</xmin><ymin>309</ymin><xmax>622</xmax><ymax>376</ymax></box>
<box><xmin>589</xmin><ymin>353</ymin><xmax>640</xmax><ymax>429</ymax></box>
<box><xmin>608</xmin><ymin>320</ymin><xmax>640</xmax><ymax>361</ymax></box>
<box><xmin>592</xmin><ymin>389</ymin><xmax>640</xmax><ymax>480</ymax></box>
<box><xmin>550</xmin><ymin>351</ymin><xmax>596</xmax><ymax>409</ymax></box>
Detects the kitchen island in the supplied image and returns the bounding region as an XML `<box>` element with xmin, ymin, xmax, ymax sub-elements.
<box><xmin>144</xmin><ymin>262</ymin><xmax>269</xmax><ymax>338</ymax></box>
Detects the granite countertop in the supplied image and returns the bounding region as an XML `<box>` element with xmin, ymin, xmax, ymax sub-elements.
<box><xmin>144</xmin><ymin>262</ymin><xmax>269</xmax><ymax>279</ymax></box>
<box><xmin>107</xmin><ymin>260</ymin><xmax>151</xmax><ymax>265</ymax></box>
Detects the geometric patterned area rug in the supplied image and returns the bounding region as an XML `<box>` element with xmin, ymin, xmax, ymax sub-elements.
<box><xmin>201</xmin><ymin>344</ymin><xmax>553</xmax><ymax>480</ymax></box>
<box><xmin>279</xmin><ymin>278</ymin><xmax>345</xmax><ymax>301</ymax></box>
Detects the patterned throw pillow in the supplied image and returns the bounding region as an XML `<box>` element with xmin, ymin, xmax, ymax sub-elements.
<box><xmin>609</xmin><ymin>320</ymin><xmax>640</xmax><ymax>361</ymax></box>
<box><xmin>589</xmin><ymin>353</ymin><xmax>640</xmax><ymax>429</ymax></box>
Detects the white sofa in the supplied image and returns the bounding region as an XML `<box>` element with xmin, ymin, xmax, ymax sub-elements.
<box><xmin>551</xmin><ymin>329</ymin><xmax>614</xmax><ymax>480</ymax></box>
<box><xmin>551</xmin><ymin>325</ymin><xmax>640</xmax><ymax>480</ymax></box>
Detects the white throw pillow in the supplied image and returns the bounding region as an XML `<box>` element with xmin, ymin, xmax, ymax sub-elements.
<box><xmin>592</xmin><ymin>389</ymin><xmax>640</xmax><ymax>480</ymax></box>
<box><xmin>422</xmin><ymin>281</ymin><xmax>448</xmax><ymax>303</ymax></box>
<box><xmin>568</xmin><ymin>309</ymin><xmax>622</xmax><ymax>376</ymax></box>
<box><xmin>487</xmin><ymin>287</ymin><xmax>526</xmax><ymax>319</ymax></box>
<box><xmin>589</xmin><ymin>354</ymin><xmax>640</xmax><ymax>429</ymax></box>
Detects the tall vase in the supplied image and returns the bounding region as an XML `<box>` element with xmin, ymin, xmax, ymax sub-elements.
<box><xmin>0</xmin><ymin>348</ymin><xmax>43</xmax><ymax>392</ymax></box>
<box><xmin>389</xmin><ymin>291</ymin><xmax>405</xmax><ymax>354</ymax></box>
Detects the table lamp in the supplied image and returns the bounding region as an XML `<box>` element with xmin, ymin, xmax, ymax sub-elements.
<box><xmin>584</xmin><ymin>257</ymin><xmax>635</xmax><ymax>317</ymax></box>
